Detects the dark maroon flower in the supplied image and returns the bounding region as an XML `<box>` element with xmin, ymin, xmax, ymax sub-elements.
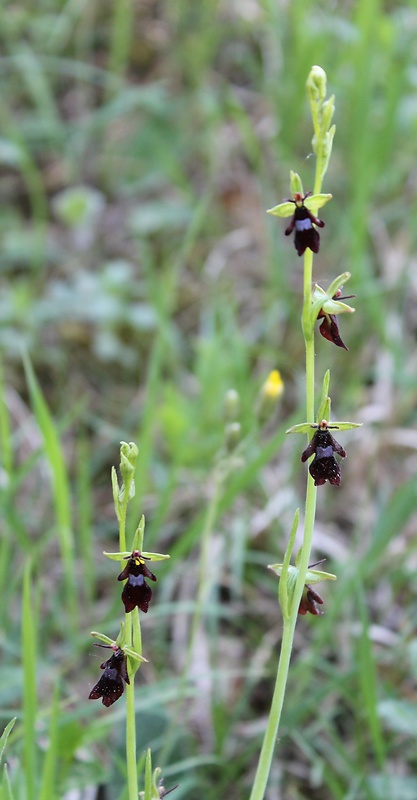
<box><xmin>298</xmin><ymin>585</ymin><xmax>324</xmax><ymax>615</ymax></box>
<box><xmin>89</xmin><ymin>646</ymin><xmax>130</xmax><ymax>707</ymax></box>
<box><xmin>301</xmin><ymin>420</ymin><xmax>346</xmax><ymax>486</ymax></box>
<box><xmin>285</xmin><ymin>192</ymin><xmax>325</xmax><ymax>256</ymax></box>
<box><xmin>118</xmin><ymin>550</ymin><xmax>157</xmax><ymax>613</ymax></box>
<box><xmin>317</xmin><ymin>289</ymin><xmax>355</xmax><ymax>350</ymax></box>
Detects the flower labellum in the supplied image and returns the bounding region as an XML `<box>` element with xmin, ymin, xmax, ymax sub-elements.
<box><xmin>118</xmin><ymin>550</ymin><xmax>157</xmax><ymax>613</ymax></box>
<box><xmin>301</xmin><ymin>419</ymin><xmax>346</xmax><ymax>486</ymax></box>
<box><xmin>299</xmin><ymin>585</ymin><xmax>324</xmax><ymax>615</ymax></box>
<box><xmin>285</xmin><ymin>192</ymin><xmax>325</xmax><ymax>256</ymax></box>
<box><xmin>89</xmin><ymin>645</ymin><xmax>130</xmax><ymax>707</ymax></box>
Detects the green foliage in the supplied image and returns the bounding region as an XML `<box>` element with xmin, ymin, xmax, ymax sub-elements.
<box><xmin>1</xmin><ymin>1</ymin><xmax>417</xmax><ymax>799</ymax></box>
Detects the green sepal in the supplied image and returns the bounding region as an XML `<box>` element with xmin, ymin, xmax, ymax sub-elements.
<box><xmin>317</xmin><ymin>370</ymin><xmax>331</xmax><ymax>422</ymax></box>
<box><xmin>323</xmin><ymin>421</ymin><xmax>363</xmax><ymax>431</ymax></box>
<box><xmin>103</xmin><ymin>550</ymin><xmax>132</xmax><ymax>561</ymax></box>
<box><xmin>287</xmin><ymin>419</ymin><xmax>362</xmax><ymax>435</ymax></box>
<box><xmin>277</xmin><ymin>509</ymin><xmax>299</xmax><ymax>620</ymax></box>
<box><xmin>310</xmin><ymin>273</ymin><xmax>354</xmax><ymax>326</ymax></box>
<box><xmin>267</xmin><ymin>192</ymin><xmax>332</xmax><ymax>219</ymax></box>
<box><xmin>326</xmin><ymin>271</ymin><xmax>352</xmax><ymax>300</ymax></box>
<box><xmin>266</xmin><ymin>201</ymin><xmax>296</xmax><ymax>218</ymax></box>
<box><xmin>269</xmin><ymin>563</ymin><xmax>337</xmax><ymax>584</ymax></box>
<box><xmin>124</xmin><ymin>645</ymin><xmax>147</xmax><ymax>663</ymax></box>
<box><xmin>286</xmin><ymin>423</ymin><xmax>315</xmax><ymax>435</ymax></box>
<box><xmin>104</xmin><ymin>548</ymin><xmax>170</xmax><ymax>562</ymax></box>
<box><xmin>303</xmin><ymin>193</ymin><xmax>332</xmax><ymax>211</ymax></box>
<box><xmin>131</xmin><ymin>514</ymin><xmax>145</xmax><ymax>551</ymax></box>
<box><xmin>290</xmin><ymin>170</ymin><xmax>303</xmax><ymax>196</ymax></box>
<box><xmin>305</xmin><ymin>568</ymin><xmax>336</xmax><ymax>583</ymax></box>
<box><xmin>142</xmin><ymin>551</ymin><xmax>170</xmax><ymax>561</ymax></box>
<box><xmin>116</xmin><ymin>621</ymin><xmax>126</xmax><ymax>649</ymax></box>
<box><xmin>90</xmin><ymin>631</ymin><xmax>114</xmax><ymax>646</ymax></box>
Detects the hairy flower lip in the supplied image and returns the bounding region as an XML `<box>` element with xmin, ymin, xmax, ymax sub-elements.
<box><xmin>301</xmin><ymin>419</ymin><xmax>346</xmax><ymax>487</ymax></box>
<box><xmin>118</xmin><ymin>550</ymin><xmax>157</xmax><ymax>614</ymax></box>
<box><xmin>88</xmin><ymin>646</ymin><xmax>130</xmax><ymax>707</ymax></box>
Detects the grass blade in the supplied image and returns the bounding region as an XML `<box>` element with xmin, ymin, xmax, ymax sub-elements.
<box><xmin>22</xmin><ymin>560</ymin><xmax>37</xmax><ymax>800</ymax></box>
<box><xmin>23</xmin><ymin>353</ymin><xmax>78</xmax><ymax>626</ymax></box>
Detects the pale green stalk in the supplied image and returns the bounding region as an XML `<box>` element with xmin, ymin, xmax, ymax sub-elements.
<box><xmin>249</xmin><ymin>67</ymin><xmax>333</xmax><ymax>800</ymax></box>
<box><xmin>117</xmin><ymin>460</ymin><xmax>141</xmax><ymax>800</ymax></box>
<box><xmin>248</xmin><ymin>249</ymin><xmax>318</xmax><ymax>800</ymax></box>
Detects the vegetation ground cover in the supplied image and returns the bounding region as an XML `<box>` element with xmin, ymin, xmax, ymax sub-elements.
<box><xmin>1</xmin><ymin>1</ymin><xmax>417</xmax><ymax>799</ymax></box>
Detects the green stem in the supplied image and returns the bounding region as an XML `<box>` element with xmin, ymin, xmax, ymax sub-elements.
<box><xmin>118</xmin><ymin>473</ymin><xmax>140</xmax><ymax>799</ymax></box>
<box><xmin>125</xmin><ymin>678</ymin><xmax>138</xmax><ymax>800</ymax></box>
<box><xmin>248</xmin><ymin>457</ymin><xmax>317</xmax><ymax>800</ymax></box>
<box><xmin>250</xmin><ymin>119</ymin><xmax>327</xmax><ymax>797</ymax></box>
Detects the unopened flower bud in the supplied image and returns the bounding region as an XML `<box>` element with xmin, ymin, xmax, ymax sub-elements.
<box><xmin>321</xmin><ymin>96</ymin><xmax>335</xmax><ymax>134</ymax></box>
<box><xmin>119</xmin><ymin>441</ymin><xmax>138</xmax><ymax>503</ymax></box>
<box><xmin>225</xmin><ymin>421</ymin><xmax>241</xmax><ymax>452</ymax></box>
<box><xmin>307</xmin><ymin>65</ymin><xmax>327</xmax><ymax>104</ymax></box>
<box><xmin>224</xmin><ymin>389</ymin><xmax>240</xmax><ymax>422</ymax></box>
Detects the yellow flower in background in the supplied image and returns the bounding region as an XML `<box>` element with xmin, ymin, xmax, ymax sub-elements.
<box><xmin>263</xmin><ymin>369</ymin><xmax>284</xmax><ymax>399</ymax></box>
<box><xmin>257</xmin><ymin>370</ymin><xmax>284</xmax><ymax>423</ymax></box>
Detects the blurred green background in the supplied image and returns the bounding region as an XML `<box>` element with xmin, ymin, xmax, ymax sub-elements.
<box><xmin>2</xmin><ymin>1</ymin><xmax>417</xmax><ymax>798</ymax></box>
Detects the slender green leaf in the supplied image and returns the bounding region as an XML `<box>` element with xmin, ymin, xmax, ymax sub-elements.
<box><xmin>22</xmin><ymin>561</ymin><xmax>37</xmax><ymax>800</ymax></box>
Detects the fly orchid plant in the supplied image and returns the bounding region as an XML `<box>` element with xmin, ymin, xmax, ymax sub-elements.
<box><xmin>249</xmin><ymin>66</ymin><xmax>362</xmax><ymax>800</ymax></box>
<box><xmin>88</xmin><ymin>442</ymin><xmax>169</xmax><ymax>799</ymax></box>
